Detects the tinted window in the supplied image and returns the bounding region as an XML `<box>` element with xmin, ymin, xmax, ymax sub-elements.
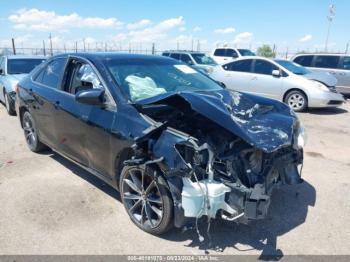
<box><xmin>0</xmin><ymin>58</ymin><xmax>5</xmax><ymax>73</ymax></box>
<box><xmin>238</xmin><ymin>49</ymin><xmax>256</xmax><ymax>56</ymax></box>
<box><xmin>225</xmin><ymin>49</ymin><xmax>238</xmax><ymax>58</ymax></box>
<box><xmin>170</xmin><ymin>53</ymin><xmax>181</xmax><ymax>60</ymax></box>
<box><xmin>223</xmin><ymin>60</ymin><xmax>252</xmax><ymax>72</ymax></box>
<box><xmin>36</xmin><ymin>58</ymin><xmax>66</xmax><ymax>88</ymax></box>
<box><xmin>7</xmin><ymin>59</ymin><xmax>45</xmax><ymax>74</ymax></box>
<box><xmin>253</xmin><ymin>59</ymin><xmax>278</xmax><ymax>75</ymax></box>
<box><xmin>294</xmin><ymin>55</ymin><xmax>313</xmax><ymax>67</ymax></box>
<box><xmin>274</xmin><ymin>60</ymin><xmax>310</xmax><ymax>75</ymax></box>
<box><xmin>340</xmin><ymin>56</ymin><xmax>350</xmax><ymax>70</ymax></box>
<box><xmin>191</xmin><ymin>53</ymin><xmax>217</xmax><ymax>65</ymax></box>
<box><xmin>314</xmin><ymin>56</ymin><xmax>340</xmax><ymax>69</ymax></box>
<box><xmin>162</xmin><ymin>52</ymin><xmax>170</xmax><ymax>56</ymax></box>
<box><xmin>213</xmin><ymin>49</ymin><xmax>226</xmax><ymax>56</ymax></box>
<box><xmin>180</xmin><ymin>54</ymin><xmax>192</xmax><ymax>64</ymax></box>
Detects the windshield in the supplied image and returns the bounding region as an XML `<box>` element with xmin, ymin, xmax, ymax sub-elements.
<box><xmin>191</xmin><ymin>53</ymin><xmax>217</xmax><ymax>65</ymax></box>
<box><xmin>104</xmin><ymin>58</ymin><xmax>222</xmax><ymax>102</ymax></box>
<box><xmin>7</xmin><ymin>59</ymin><xmax>46</xmax><ymax>74</ymax></box>
<box><xmin>238</xmin><ymin>49</ymin><xmax>256</xmax><ymax>56</ymax></box>
<box><xmin>275</xmin><ymin>60</ymin><xmax>311</xmax><ymax>75</ymax></box>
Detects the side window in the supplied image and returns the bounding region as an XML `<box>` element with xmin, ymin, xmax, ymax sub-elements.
<box><xmin>0</xmin><ymin>58</ymin><xmax>5</xmax><ymax>73</ymax></box>
<box><xmin>162</xmin><ymin>53</ymin><xmax>170</xmax><ymax>57</ymax></box>
<box><xmin>180</xmin><ymin>54</ymin><xmax>192</xmax><ymax>64</ymax></box>
<box><xmin>225</xmin><ymin>49</ymin><xmax>238</xmax><ymax>58</ymax></box>
<box><xmin>170</xmin><ymin>53</ymin><xmax>180</xmax><ymax>60</ymax></box>
<box><xmin>314</xmin><ymin>56</ymin><xmax>340</xmax><ymax>69</ymax></box>
<box><xmin>214</xmin><ymin>49</ymin><xmax>226</xmax><ymax>57</ymax></box>
<box><xmin>340</xmin><ymin>56</ymin><xmax>350</xmax><ymax>70</ymax></box>
<box><xmin>35</xmin><ymin>58</ymin><xmax>66</xmax><ymax>88</ymax></box>
<box><xmin>294</xmin><ymin>55</ymin><xmax>313</xmax><ymax>67</ymax></box>
<box><xmin>223</xmin><ymin>60</ymin><xmax>252</xmax><ymax>72</ymax></box>
<box><xmin>253</xmin><ymin>60</ymin><xmax>278</xmax><ymax>75</ymax></box>
<box><xmin>69</xmin><ymin>63</ymin><xmax>102</xmax><ymax>94</ymax></box>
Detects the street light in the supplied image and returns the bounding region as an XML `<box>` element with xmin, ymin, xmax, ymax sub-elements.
<box><xmin>325</xmin><ymin>4</ymin><xmax>336</xmax><ymax>52</ymax></box>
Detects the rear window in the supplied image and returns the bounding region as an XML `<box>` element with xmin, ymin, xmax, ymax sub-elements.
<box><xmin>293</xmin><ymin>55</ymin><xmax>313</xmax><ymax>67</ymax></box>
<box><xmin>7</xmin><ymin>58</ymin><xmax>46</xmax><ymax>74</ymax></box>
<box><xmin>340</xmin><ymin>56</ymin><xmax>350</xmax><ymax>70</ymax></box>
<box><xmin>223</xmin><ymin>59</ymin><xmax>252</xmax><ymax>72</ymax></box>
<box><xmin>314</xmin><ymin>55</ymin><xmax>340</xmax><ymax>69</ymax></box>
<box><xmin>213</xmin><ymin>49</ymin><xmax>226</xmax><ymax>56</ymax></box>
<box><xmin>169</xmin><ymin>53</ymin><xmax>181</xmax><ymax>60</ymax></box>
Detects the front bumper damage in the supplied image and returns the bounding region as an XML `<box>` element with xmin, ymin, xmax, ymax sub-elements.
<box><xmin>129</xmin><ymin>89</ymin><xmax>304</xmax><ymax>230</ymax></box>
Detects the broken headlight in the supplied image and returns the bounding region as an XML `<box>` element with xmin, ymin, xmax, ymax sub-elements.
<box><xmin>294</xmin><ymin>120</ymin><xmax>306</xmax><ymax>149</ymax></box>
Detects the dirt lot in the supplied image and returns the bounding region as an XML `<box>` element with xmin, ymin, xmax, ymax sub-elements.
<box><xmin>0</xmin><ymin>101</ymin><xmax>350</xmax><ymax>256</ymax></box>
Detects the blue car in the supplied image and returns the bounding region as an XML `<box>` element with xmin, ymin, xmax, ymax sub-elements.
<box><xmin>0</xmin><ymin>55</ymin><xmax>46</xmax><ymax>115</ymax></box>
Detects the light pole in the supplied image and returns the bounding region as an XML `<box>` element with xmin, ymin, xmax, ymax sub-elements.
<box><xmin>325</xmin><ymin>4</ymin><xmax>336</xmax><ymax>52</ymax></box>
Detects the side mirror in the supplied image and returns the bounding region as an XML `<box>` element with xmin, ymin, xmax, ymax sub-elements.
<box><xmin>0</xmin><ymin>68</ymin><xmax>3</xmax><ymax>75</ymax></box>
<box><xmin>75</xmin><ymin>88</ymin><xmax>105</xmax><ymax>106</ymax></box>
<box><xmin>272</xmin><ymin>70</ymin><xmax>281</xmax><ymax>77</ymax></box>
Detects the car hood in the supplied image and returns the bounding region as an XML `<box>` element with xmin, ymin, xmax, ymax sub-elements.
<box><xmin>304</xmin><ymin>71</ymin><xmax>337</xmax><ymax>87</ymax></box>
<box><xmin>136</xmin><ymin>89</ymin><xmax>297</xmax><ymax>153</ymax></box>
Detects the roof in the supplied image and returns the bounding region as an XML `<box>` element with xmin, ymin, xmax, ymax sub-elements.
<box><xmin>293</xmin><ymin>53</ymin><xmax>349</xmax><ymax>57</ymax></box>
<box><xmin>4</xmin><ymin>55</ymin><xmax>47</xmax><ymax>59</ymax></box>
<box><xmin>162</xmin><ymin>50</ymin><xmax>206</xmax><ymax>54</ymax></box>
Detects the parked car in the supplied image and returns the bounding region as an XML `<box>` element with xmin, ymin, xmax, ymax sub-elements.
<box><xmin>211</xmin><ymin>47</ymin><xmax>256</xmax><ymax>64</ymax></box>
<box><xmin>16</xmin><ymin>53</ymin><xmax>304</xmax><ymax>235</ymax></box>
<box><xmin>209</xmin><ymin>56</ymin><xmax>345</xmax><ymax>111</ymax></box>
<box><xmin>291</xmin><ymin>54</ymin><xmax>350</xmax><ymax>96</ymax></box>
<box><xmin>162</xmin><ymin>51</ymin><xmax>218</xmax><ymax>74</ymax></box>
<box><xmin>0</xmin><ymin>55</ymin><xmax>46</xmax><ymax>115</ymax></box>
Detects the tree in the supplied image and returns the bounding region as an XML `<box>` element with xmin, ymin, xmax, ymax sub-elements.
<box><xmin>257</xmin><ymin>45</ymin><xmax>276</xmax><ymax>58</ymax></box>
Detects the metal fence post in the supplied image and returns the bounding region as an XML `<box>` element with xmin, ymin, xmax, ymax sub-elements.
<box><xmin>11</xmin><ymin>38</ymin><xmax>16</xmax><ymax>55</ymax></box>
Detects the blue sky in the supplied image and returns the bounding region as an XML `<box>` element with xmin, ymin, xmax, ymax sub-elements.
<box><xmin>0</xmin><ymin>0</ymin><xmax>349</xmax><ymax>53</ymax></box>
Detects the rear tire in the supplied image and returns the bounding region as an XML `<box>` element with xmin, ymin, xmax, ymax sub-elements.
<box><xmin>120</xmin><ymin>165</ymin><xmax>173</xmax><ymax>235</ymax></box>
<box><xmin>4</xmin><ymin>91</ymin><xmax>16</xmax><ymax>116</ymax></box>
<box><xmin>284</xmin><ymin>90</ymin><xmax>308</xmax><ymax>112</ymax></box>
<box><xmin>22</xmin><ymin>111</ymin><xmax>47</xmax><ymax>152</ymax></box>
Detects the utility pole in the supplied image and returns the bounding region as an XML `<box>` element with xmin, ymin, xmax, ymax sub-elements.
<box><xmin>43</xmin><ymin>40</ymin><xmax>46</xmax><ymax>56</ymax></box>
<box><xmin>191</xmin><ymin>38</ymin><xmax>194</xmax><ymax>51</ymax></box>
<box><xmin>11</xmin><ymin>38</ymin><xmax>16</xmax><ymax>55</ymax></box>
<box><xmin>345</xmin><ymin>42</ymin><xmax>349</xmax><ymax>54</ymax></box>
<box><xmin>83</xmin><ymin>38</ymin><xmax>86</xmax><ymax>52</ymax></box>
<box><xmin>49</xmin><ymin>33</ymin><xmax>53</xmax><ymax>56</ymax></box>
<box><xmin>325</xmin><ymin>4</ymin><xmax>336</xmax><ymax>52</ymax></box>
<box><xmin>152</xmin><ymin>43</ymin><xmax>155</xmax><ymax>55</ymax></box>
<box><xmin>75</xmin><ymin>41</ymin><xmax>78</xmax><ymax>53</ymax></box>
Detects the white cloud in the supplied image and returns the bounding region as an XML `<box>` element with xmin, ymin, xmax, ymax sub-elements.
<box><xmin>118</xmin><ymin>16</ymin><xmax>185</xmax><ymax>43</ymax></box>
<box><xmin>193</xmin><ymin>26</ymin><xmax>201</xmax><ymax>32</ymax></box>
<box><xmin>214</xmin><ymin>27</ymin><xmax>235</xmax><ymax>34</ymax></box>
<box><xmin>233</xmin><ymin>32</ymin><xmax>253</xmax><ymax>46</ymax></box>
<box><xmin>8</xmin><ymin>8</ymin><xmax>123</xmax><ymax>31</ymax></box>
<box><xmin>126</xmin><ymin>19</ymin><xmax>152</xmax><ymax>30</ymax></box>
<box><xmin>179</xmin><ymin>27</ymin><xmax>186</xmax><ymax>32</ymax></box>
<box><xmin>299</xmin><ymin>34</ymin><xmax>312</xmax><ymax>42</ymax></box>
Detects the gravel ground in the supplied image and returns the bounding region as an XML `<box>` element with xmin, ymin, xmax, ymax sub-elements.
<box><xmin>0</xmin><ymin>101</ymin><xmax>349</xmax><ymax>256</ymax></box>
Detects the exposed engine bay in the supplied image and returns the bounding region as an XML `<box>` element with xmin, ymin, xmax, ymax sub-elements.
<box><xmin>124</xmin><ymin>89</ymin><xmax>304</xmax><ymax>231</ymax></box>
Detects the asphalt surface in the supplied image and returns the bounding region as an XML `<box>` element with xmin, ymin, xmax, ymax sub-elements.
<box><xmin>0</xmin><ymin>102</ymin><xmax>350</xmax><ymax>256</ymax></box>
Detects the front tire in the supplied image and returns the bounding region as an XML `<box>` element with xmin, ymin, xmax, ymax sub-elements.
<box><xmin>120</xmin><ymin>165</ymin><xmax>173</xmax><ymax>235</ymax></box>
<box><xmin>284</xmin><ymin>90</ymin><xmax>308</xmax><ymax>112</ymax></box>
<box><xmin>4</xmin><ymin>91</ymin><xmax>16</xmax><ymax>116</ymax></box>
<box><xmin>22</xmin><ymin>111</ymin><xmax>47</xmax><ymax>152</ymax></box>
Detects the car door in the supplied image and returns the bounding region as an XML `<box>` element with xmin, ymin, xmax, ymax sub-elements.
<box><xmin>54</xmin><ymin>58</ymin><xmax>116</xmax><ymax>177</ymax></box>
<box><xmin>221</xmin><ymin>59</ymin><xmax>253</xmax><ymax>92</ymax></box>
<box><xmin>336</xmin><ymin>56</ymin><xmax>350</xmax><ymax>92</ymax></box>
<box><xmin>28</xmin><ymin>57</ymin><xmax>67</xmax><ymax>147</ymax></box>
<box><xmin>248</xmin><ymin>59</ymin><xmax>283</xmax><ymax>99</ymax></box>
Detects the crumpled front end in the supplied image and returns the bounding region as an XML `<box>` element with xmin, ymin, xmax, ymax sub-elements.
<box><xmin>128</xmin><ymin>89</ymin><xmax>304</xmax><ymax>228</ymax></box>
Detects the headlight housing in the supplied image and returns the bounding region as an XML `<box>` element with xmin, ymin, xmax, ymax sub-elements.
<box><xmin>294</xmin><ymin>120</ymin><xmax>306</xmax><ymax>149</ymax></box>
<box><xmin>310</xmin><ymin>80</ymin><xmax>329</xmax><ymax>92</ymax></box>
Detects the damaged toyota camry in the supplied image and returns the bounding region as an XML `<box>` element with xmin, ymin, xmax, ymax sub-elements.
<box><xmin>16</xmin><ymin>53</ymin><xmax>304</xmax><ymax>235</ymax></box>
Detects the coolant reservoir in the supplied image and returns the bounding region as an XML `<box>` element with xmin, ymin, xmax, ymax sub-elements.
<box><xmin>181</xmin><ymin>178</ymin><xmax>231</xmax><ymax>218</ymax></box>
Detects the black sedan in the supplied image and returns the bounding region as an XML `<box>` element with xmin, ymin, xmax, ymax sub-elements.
<box><xmin>16</xmin><ymin>53</ymin><xmax>304</xmax><ymax>235</ymax></box>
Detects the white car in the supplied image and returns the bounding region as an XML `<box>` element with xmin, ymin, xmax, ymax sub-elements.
<box><xmin>208</xmin><ymin>56</ymin><xmax>345</xmax><ymax>111</ymax></box>
<box><xmin>211</xmin><ymin>48</ymin><xmax>256</xmax><ymax>64</ymax></box>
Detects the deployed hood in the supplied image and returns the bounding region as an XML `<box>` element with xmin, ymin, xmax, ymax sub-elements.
<box><xmin>136</xmin><ymin>89</ymin><xmax>297</xmax><ymax>153</ymax></box>
<box><xmin>304</xmin><ymin>71</ymin><xmax>337</xmax><ymax>87</ymax></box>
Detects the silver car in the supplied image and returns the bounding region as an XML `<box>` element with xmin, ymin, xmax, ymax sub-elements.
<box><xmin>292</xmin><ymin>54</ymin><xmax>350</xmax><ymax>96</ymax></box>
<box><xmin>0</xmin><ymin>55</ymin><xmax>46</xmax><ymax>115</ymax></box>
<box><xmin>208</xmin><ymin>56</ymin><xmax>345</xmax><ymax>111</ymax></box>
